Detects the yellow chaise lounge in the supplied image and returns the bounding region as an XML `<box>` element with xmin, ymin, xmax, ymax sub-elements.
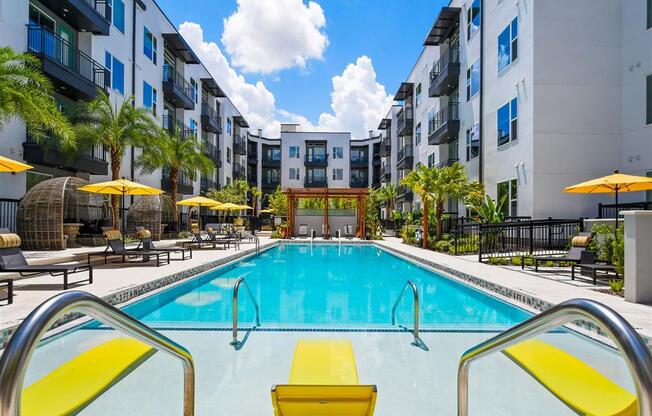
<box><xmin>271</xmin><ymin>339</ymin><xmax>377</xmax><ymax>416</ymax></box>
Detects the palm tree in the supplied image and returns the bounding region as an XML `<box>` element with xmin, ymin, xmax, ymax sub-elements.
<box><xmin>401</xmin><ymin>165</ymin><xmax>436</xmax><ymax>249</ymax></box>
<box><xmin>250</xmin><ymin>186</ymin><xmax>262</xmax><ymax>216</ymax></box>
<box><xmin>136</xmin><ymin>127</ymin><xmax>215</xmax><ymax>232</ymax></box>
<box><xmin>73</xmin><ymin>92</ymin><xmax>160</xmax><ymax>228</ymax></box>
<box><xmin>0</xmin><ymin>46</ymin><xmax>73</xmax><ymax>144</ymax></box>
<box><xmin>381</xmin><ymin>184</ymin><xmax>398</xmax><ymax>220</ymax></box>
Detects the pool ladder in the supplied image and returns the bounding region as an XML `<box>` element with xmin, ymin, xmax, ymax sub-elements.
<box><xmin>231</xmin><ymin>277</ymin><xmax>261</xmax><ymax>348</ymax></box>
<box><xmin>391</xmin><ymin>280</ymin><xmax>426</xmax><ymax>349</ymax></box>
<box><xmin>0</xmin><ymin>291</ymin><xmax>196</xmax><ymax>416</ymax></box>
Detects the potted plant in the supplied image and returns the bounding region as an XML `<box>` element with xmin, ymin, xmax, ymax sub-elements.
<box><xmin>278</xmin><ymin>223</ymin><xmax>289</xmax><ymax>239</ymax></box>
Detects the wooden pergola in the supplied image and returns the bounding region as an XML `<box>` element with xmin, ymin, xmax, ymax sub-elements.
<box><xmin>283</xmin><ymin>188</ymin><xmax>369</xmax><ymax>238</ymax></box>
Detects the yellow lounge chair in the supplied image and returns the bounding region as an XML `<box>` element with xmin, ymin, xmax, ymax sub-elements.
<box><xmin>504</xmin><ymin>339</ymin><xmax>637</xmax><ymax>416</ymax></box>
<box><xmin>271</xmin><ymin>339</ymin><xmax>377</xmax><ymax>416</ymax></box>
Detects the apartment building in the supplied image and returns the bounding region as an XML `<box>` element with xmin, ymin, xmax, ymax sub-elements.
<box><xmin>379</xmin><ymin>0</ymin><xmax>652</xmax><ymax>219</ymax></box>
<box><xmin>0</xmin><ymin>0</ymin><xmax>246</xmax><ymax>205</ymax></box>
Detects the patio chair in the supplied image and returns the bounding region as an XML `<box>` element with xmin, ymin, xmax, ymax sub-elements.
<box><xmin>571</xmin><ymin>251</ymin><xmax>619</xmax><ymax>285</ymax></box>
<box><xmin>135</xmin><ymin>228</ymin><xmax>192</xmax><ymax>261</ymax></box>
<box><xmin>237</xmin><ymin>230</ymin><xmax>256</xmax><ymax>242</ymax></box>
<box><xmin>344</xmin><ymin>224</ymin><xmax>355</xmax><ymax>239</ymax></box>
<box><xmin>523</xmin><ymin>232</ymin><xmax>593</xmax><ymax>272</ymax></box>
<box><xmin>206</xmin><ymin>227</ymin><xmax>240</xmax><ymax>250</ymax></box>
<box><xmin>298</xmin><ymin>224</ymin><xmax>309</xmax><ymax>239</ymax></box>
<box><xmin>88</xmin><ymin>230</ymin><xmax>170</xmax><ymax>267</ymax></box>
<box><xmin>271</xmin><ymin>340</ymin><xmax>377</xmax><ymax>416</ymax></box>
<box><xmin>0</xmin><ymin>233</ymin><xmax>93</xmax><ymax>290</ymax></box>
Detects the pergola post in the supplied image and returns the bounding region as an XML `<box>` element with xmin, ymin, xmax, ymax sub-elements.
<box><xmin>324</xmin><ymin>190</ymin><xmax>329</xmax><ymax>237</ymax></box>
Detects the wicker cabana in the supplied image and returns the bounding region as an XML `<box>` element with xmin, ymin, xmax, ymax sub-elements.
<box><xmin>126</xmin><ymin>195</ymin><xmax>176</xmax><ymax>240</ymax></box>
<box><xmin>17</xmin><ymin>177</ymin><xmax>112</xmax><ymax>250</ymax></box>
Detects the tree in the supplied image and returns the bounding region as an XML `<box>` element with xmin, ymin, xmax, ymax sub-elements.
<box><xmin>266</xmin><ymin>186</ymin><xmax>288</xmax><ymax>216</ymax></box>
<box><xmin>0</xmin><ymin>46</ymin><xmax>73</xmax><ymax>144</ymax></box>
<box><xmin>207</xmin><ymin>179</ymin><xmax>249</xmax><ymax>204</ymax></box>
<box><xmin>136</xmin><ymin>126</ymin><xmax>214</xmax><ymax>231</ymax></box>
<box><xmin>401</xmin><ymin>165</ymin><xmax>436</xmax><ymax>248</ymax></box>
<box><xmin>249</xmin><ymin>186</ymin><xmax>262</xmax><ymax>216</ymax></box>
<box><xmin>380</xmin><ymin>184</ymin><xmax>397</xmax><ymax>220</ymax></box>
<box><xmin>73</xmin><ymin>92</ymin><xmax>160</xmax><ymax>229</ymax></box>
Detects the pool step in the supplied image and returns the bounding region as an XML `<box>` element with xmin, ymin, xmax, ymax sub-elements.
<box><xmin>503</xmin><ymin>339</ymin><xmax>637</xmax><ymax>416</ymax></box>
<box><xmin>22</xmin><ymin>337</ymin><xmax>156</xmax><ymax>416</ymax></box>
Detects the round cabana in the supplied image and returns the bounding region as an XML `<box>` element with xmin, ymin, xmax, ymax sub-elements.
<box><xmin>17</xmin><ymin>177</ymin><xmax>112</xmax><ymax>250</ymax></box>
<box><xmin>126</xmin><ymin>194</ymin><xmax>176</xmax><ymax>240</ymax></box>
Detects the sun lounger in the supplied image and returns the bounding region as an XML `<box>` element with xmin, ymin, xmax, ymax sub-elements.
<box><xmin>572</xmin><ymin>262</ymin><xmax>620</xmax><ymax>285</ymax></box>
<box><xmin>271</xmin><ymin>339</ymin><xmax>377</xmax><ymax>416</ymax></box>
<box><xmin>523</xmin><ymin>232</ymin><xmax>594</xmax><ymax>272</ymax></box>
<box><xmin>135</xmin><ymin>228</ymin><xmax>192</xmax><ymax>260</ymax></box>
<box><xmin>344</xmin><ymin>224</ymin><xmax>355</xmax><ymax>239</ymax></box>
<box><xmin>182</xmin><ymin>228</ymin><xmax>220</xmax><ymax>249</ymax></box>
<box><xmin>0</xmin><ymin>233</ymin><xmax>92</xmax><ymax>290</ymax></box>
<box><xmin>88</xmin><ymin>231</ymin><xmax>170</xmax><ymax>267</ymax></box>
<box><xmin>298</xmin><ymin>224</ymin><xmax>309</xmax><ymax>239</ymax></box>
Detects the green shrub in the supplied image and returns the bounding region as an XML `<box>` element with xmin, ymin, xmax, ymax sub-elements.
<box><xmin>432</xmin><ymin>239</ymin><xmax>450</xmax><ymax>253</ymax></box>
<box><xmin>545</xmin><ymin>260</ymin><xmax>554</xmax><ymax>267</ymax></box>
<box><xmin>612</xmin><ymin>225</ymin><xmax>624</xmax><ymax>276</ymax></box>
<box><xmin>498</xmin><ymin>258</ymin><xmax>509</xmax><ymax>265</ymax></box>
<box><xmin>178</xmin><ymin>231</ymin><xmax>192</xmax><ymax>239</ymax></box>
<box><xmin>523</xmin><ymin>257</ymin><xmax>534</xmax><ymax>266</ymax></box>
<box><xmin>271</xmin><ymin>230</ymin><xmax>281</xmax><ymax>239</ymax></box>
<box><xmin>511</xmin><ymin>256</ymin><xmax>523</xmax><ymax>266</ymax></box>
<box><xmin>609</xmin><ymin>279</ymin><xmax>624</xmax><ymax>294</ymax></box>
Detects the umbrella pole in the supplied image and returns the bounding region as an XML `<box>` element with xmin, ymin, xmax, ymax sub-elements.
<box><xmin>614</xmin><ymin>187</ymin><xmax>619</xmax><ymax>239</ymax></box>
<box><xmin>122</xmin><ymin>190</ymin><xmax>126</xmax><ymax>244</ymax></box>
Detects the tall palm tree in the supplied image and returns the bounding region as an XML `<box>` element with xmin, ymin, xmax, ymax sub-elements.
<box><xmin>136</xmin><ymin>127</ymin><xmax>215</xmax><ymax>232</ymax></box>
<box><xmin>0</xmin><ymin>46</ymin><xmax>73</xmax><ymax>144</ymax></box>
<box><xmin>73</xmin><ymin>92</ymin><xmax>160</xmax><ymax>228</ymax></box>
<box><xmin>250</xmin><ymin>186</ymin><xmax>262</xmax><ymax>216</ymax></box>
<box><xmin>401</xmin><ymin>165</ymin><xmax>436</xmax><ymax>249</ymax></box>
<box><xmin>381</xmin><ymin>184</ymin><xmax>398</xmax><ymax>220</ymax></box>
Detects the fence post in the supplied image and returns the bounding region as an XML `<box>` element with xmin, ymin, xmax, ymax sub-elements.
<box><xmin>477</xmin><ymin>225</ymin><xmax>483</xmax><ymax>262</ymax></box>
<box><xmin>528</xmin><ymin>221</ymin><xmax>534</xmax><ymax>255</ymax></box>
<box><xmin>598</xmin><ymin>203</ymin><xmax>603</xmax><ymax>219</ymax></box>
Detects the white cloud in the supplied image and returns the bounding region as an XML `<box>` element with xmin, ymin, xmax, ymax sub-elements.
<box><xmin>221</xmin><ymin>0</ymin><xmax>328</xmax><ymax>74</ymax></box>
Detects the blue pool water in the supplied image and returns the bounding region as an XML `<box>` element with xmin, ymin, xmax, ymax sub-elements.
<box><xmin>121</xmin><ymin>244</ymin><xmax>531</xmax><ymax>328</ymax></box>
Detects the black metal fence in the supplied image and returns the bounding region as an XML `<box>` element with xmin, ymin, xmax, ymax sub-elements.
<box><xmin>598</xmin><ymin>201</ymin><xmax>652</xmax><ymax>219</ymax></box>
<box><xmin>0</xmin><ymin>199</ymin><xmax>19</xmax><ymax>233</ymax></box>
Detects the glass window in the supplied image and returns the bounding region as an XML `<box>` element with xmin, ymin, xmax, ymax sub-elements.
<box><xmin>289</xmin><ymin>146</ymin><xmax>300</xmax><ymax>158</ymax></box>
<box><xmin>498</xmin><ymin>18</ymin><xmax>518</xmax><ymax>72</ymax></box>
<box><xmin>189</xmin><ymin>118</ymin><xmax>197</xmax><ymax>136</ymax></box>
<box><xmin>415</xmin><ymin>122</ymin><xmax>421</xmax><ymax>146</ymax></box>
<box><xmin>647</xmin><ymin>74</ymin><xmax>652</xmax><ymax>125</ymax></box>
<box><xmin>467</xmin><ymin>0</ymin><xmax>481</xmax><ymax>40</ymax></box>
<box><xmin>104</xmin><ymin>52</ymin><xmax>112</xmax><ymax>88</ymax></box>
<box><xmin>144</xmin><ymin>27</ymin><xmax>157</xmax><ymax>64</ymax></box>
<box><xmin>227</xmin><ymin>118</ymin><xmax>232</xmax><ymax>134</ymax></box>
<box><xmin>113</xmin><ymin>0</ymin><xmax>124</xmax><ymax>33</ymax></box>
<box><xmin>415</xmin><ymin>83</ymin><xmax>422</xmax><ymax>107</ymax></box>
<box><xmin>427</xmin><ymin>153</ymin><xmax>435</xmax><ymax>168</ymax></box>
<box><xmin>190</xmin><ymin>79</ymin><xmax>198</xmax><ymax>103</ymax></box>
<box><xmin>289</xmin><ymin>168</ymin><xmax>300</xmax><ymax>180</ymax></box>
<box><xmin>332</xmin><ymin>168</ymin><xmax>343</xmax><ymax>181</ymax></box>
<box><xmin>333</xmin><ymin>147</ymin><xmax>343</xmax><ymax>159</ymax></box>
<box><xmin>497</xmin><ymin>98</ymin><xmax>518</xmax><ymax>147</ymax></box>
<box><xmin>466</xmin><ymin>123</ymin><xmax>480</xmax><ymax>161</ymax></box>
<box><xmin>466</xmin><ymin>60</ymin><xmax>480</xmax><ymax>100</ymax></box>
<box><xmin>105</xmin><ymin>52</ymin><xmax>124</xmax><ymax>94</ymax></box>
<box><xmin>143</xmin><ymin>81</ymin><xmax>156</xmax><ymax>115</ymax></box>
<box><xmin>497</xmin><ymin>179</ymin><xmax>518</xmax><ymax>217</ymax></box>
<box><xmin>648</xmin><ymin>0</ymin><xmax>651</xmax><ymax>29</ymax></box>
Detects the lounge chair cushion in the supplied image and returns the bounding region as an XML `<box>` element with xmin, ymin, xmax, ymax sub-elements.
<box><xmin>0</xmin><ymin>247</ymin><xmax>29</xmax><ymax>268</ymax></box>
<box><xmin>0</xmin><ymin>234</ymin><xmax>21</xmax><ymax>249</ymax></box>
<box><xmin>206</xmin><ymin>227</ymin><xmax>214</xmax><ymax>233</ymax></box>
<box><xmin>289</xmin><ymin>340</ymin><xmax>358</xmax><ymax>385</ymax></box>
<box><xmin>571</xmin><ymin>235</ymin><xmax>592</xmax><ymax>247</ymax></box>
<box><xmin>104</xmin><ymin>230</ymin><xmax>122</xmax><ymax>241</ymax></box>
<box><xmin>136</xmin><ymin>229</ymin><xmax>151</xmax><ymax>239</ymax></box>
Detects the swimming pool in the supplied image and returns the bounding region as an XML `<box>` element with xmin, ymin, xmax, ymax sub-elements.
<box><xmin>123</xmin><ymin>244</ymin><xmax>531</xmax><ymax>328</ymax></box>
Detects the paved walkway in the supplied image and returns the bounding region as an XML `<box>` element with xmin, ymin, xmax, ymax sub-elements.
<box><xmin>376</xmin><ymin>238</ymin><xmax>652</xmax><ymax>341</ymax></box>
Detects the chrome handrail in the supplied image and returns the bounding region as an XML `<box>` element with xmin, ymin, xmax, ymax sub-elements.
<box><xmin>0</xmin><ymin>291</ymin><xmax>195</xmax><ymax>416</ymax></box>
<box><xmin>231</xmin><ymin>277</ymin><xmax>261</xmax><ymax>347</ymax></box>
<box><xmin>391</xmin><ymin>280</ymin><xmax>421</xmax><ymax>346</ymax></box>
<box><xmin>457</xmin><ymin>298</ymin><xmax>652</xmax><ymax>416</ymax></box>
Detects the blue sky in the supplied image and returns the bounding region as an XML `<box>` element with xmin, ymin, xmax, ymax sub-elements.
<box><xmin>157</xmin><ymin>0</ymin><xmax>448</xmax><ymax>137</ymax></box>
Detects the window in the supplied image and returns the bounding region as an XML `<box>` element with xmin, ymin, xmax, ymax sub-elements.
<box><xmin>227</xmin><ymin>118</ymin><xmax>232</xmax><ymax>134</ymax></box>
<box><xmin>415</xmin><ymin>122</ymin><xmax>421</xmax><ymax>146</ymax></box>
<box><xmin>497</xmin><ymin>98</ymin><xmax>518</xmax><ymax>147</ymax></box>
<box><xmin>226</xmin><ymin>147</ymin><xmax>231</xmax><ymax>164</ymax></box>
<box><xmin>497</xmin><ymin>179</ymin><xmax>518</xmax><ymax>217</ymax></box>
<box><xmin>467</xmin><ymin>0</ymin><xmax>481</xmax><ymax>40</ymax></box>
<box><xmin>332</xmin><ymin>146</ymin><xmax>343</xmax><ymax>159</ymax></box>
<box><xmin>289</xmin><ymin>146</ymin><xmax>300</xmax><ymax>159</ymax></box>
<box><xmin>113</xmin><ymin>0</ymin><xmax>124</xmax><ymax>33</ymax></box>
<box><xmin>427</xmin><ymin>153</ymin><xmax>435</xmax><ymax>168</ymax></box>
<box><xmin>466</xmin><ymin>123</ymin><xmax>480</xmax><ymax>161</ymax></box>
<box><xmin>190</xmin><ymin>78</ymin><xmax>198</xmax><ymax>103</ymax></box>
<box><xmin>105</xmin><ymin>52</ymin><xmax>124</xmax><ymax>94</ymax></box>
<box><xmin>144</xmin><ymin>27</ymin><xmax>157</xmax><ymax>64</ymax></box>
<box><xmin>189</xmin><ymin>118</ymin><xmax>197</xmax><ymax>136</ymax></box>
<box><xmin>466</xmin><ymin>60</ymin><xmax>480</xmax><ymax>100</ymax></box>
<box><xmin>647</xmin><ymin>74</ymin><xmax>652</xmax><ymax>125</ymax></box>
<box><xmin>648</xmin><ymin>0</ymin><xmax>651</xmax><ymax>29</ymax></box>
<box><xmin>498</xmin><ymin>18</ymin><xmax>518</xmax><ymax>72</ymax></box>
<box><xmin>332</xmin><ymin>168</ymin><xmax>343</xmax><ymax>181</ymax></box>
<box><xmin>415</xmin><ymin>83</ymin><xmax>422</xmax><ymax>107</ymax></box>
<box><xmin>289</xmin><ymin>168</ymin><xmax>300</xmax><ymax>180</ymax></box>
<box><xmin>143</xmin><ymin>81</ymin><xmax>157</xmax><ymax>115</ymax></box>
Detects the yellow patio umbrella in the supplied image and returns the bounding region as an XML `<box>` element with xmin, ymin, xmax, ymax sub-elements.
<box><xmin>259</xmin><ymin>209</ymin><xmax>274</xmax><ymax>214</ymax></box>
<box><xmin>176</xmin><ymin>196</ymin><xmax>221</xmax><ymax>230</ymax></box>
<box><xmin>564</xmin><ymin>170</ymin><xmax>652</xmax><ymax>233</ymax></box>
<box><xmin>210</xmin><ymin>202</ymin><xmax>242</xmax><ymax>211</ymax></box>
<box><xmin>78</xmin><ymin>179</ymin><xmax>163</xmax><ymax>241</ymax></box>
<box><xmin>0</xmin><ymin>155</ymin><xmax>33</xmax><ymax>173</ymax></box>
<box><xmin>237</xmin><ymin>204</ymin><xmax>254</xmax><ymax>210</ymax></box>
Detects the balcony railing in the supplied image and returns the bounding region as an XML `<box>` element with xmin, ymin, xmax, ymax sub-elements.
<box><xmin>162</xmin><ymin>169</ymin><xmax>193</xmax><ymax>195</ymax></box>
<box><xmin>350</xmin><ymin>177</ymin><xmax>369</xmax><ymax>188</ymax></box>
<box><xmin>304</xmin><ymin>177</ymin><xmax>327</xmax><ymax>187</ymax></box>
<box><xmin>27</xmin><ymin>25</ymin><xmax>108</xmax><ymax>98</ymax></box>
<box><xmin>83</xmin><ymin>0</ymin><xmax>112</xmax><ymax>21</ymax></box>
<box><xmin>428</xmin><ymin>102</ymin><xmax>460</xmax><ymax>145</ymax></box>
<box><xmin>163</xmin><ymin>65</ymin><xmax>195</xmax><ymax>110</ymax></box>
<box><xmin>435</xmin><ymin>158</ymin><xmax>459</xmax><ymax>169</ymax></box>
<box><xmin>200</xmin><ymin>103</ymin><xmax>221</xmax><ymax>133</ymax></box>
<box><xmin>262</xmin><ymin>150</ymin><xmax>281</xmax><ymax>166</ymax></box>
<box><xmin>24</xmin><ymin>133</ymin><xmax>108</xmax><ymax>175</ymax></box>
<box><xmin>163</xmin><ymin>116</ymin><xmax>196</xmax><ymax>140</ymax></box>
<box><xmin>397</xmin><ymin>145</ymin><xmax>414</xmax><ymax>162</ymax></box>
<box><xmin>202</xmin><ymin>140</ymin><xmax>219</xmax><ymax>162</ymax></box>
<box><xmin>262</xmin><ymin>176</ymin><xmax>281</xmax><ymax>189</ymax></box>
<box><xmin>233</xmin><ymin>162</ymin><xmax>246</xmax><ymax>179</ymax></box>
<box><xmin>429</xmin><ymin>45</ymin><xmax>460</xmax><ymax>97</ymax></box>
<box><xmin>233</xmin><ymin>136</ymin><xmax>247</xmax><ymax>155</ymax></box>
<box><xmin>200</xmin><ymin>176</ymin><xmax>217</xmax><ymax>193</ymax></box>
<box><xmin>304</xmin><ymin>152</ymin><xmax>328</xmax><ymax>167</ymax></box>
<box><xmin>397</xmin><ymin>107</ymin><xmax>414</xmax><ymax>137</ymax></box>
<box><xmin>380</xmin><ymin>165</ymin><xmax>391</xmax><ymax>183</ymax></box>
<box><xmin>350</xmin><ymin>154</ymin><xmax>369</xmax><ymax>167</ymax></box>
<box><xmin>397</xmin><ymin>185</ymin><xmax>414</xmax><ymax>201</ymax></box>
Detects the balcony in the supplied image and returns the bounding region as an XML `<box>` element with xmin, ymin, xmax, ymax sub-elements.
<box><xmin>23</xmin><ymin>133</ymin><xmax>108</xmax><ymax>175</ymax></box>
<box><xmin>428</xmin><ymin>102</ymin><xmax>460</xmax><ymax>145</ymax></box>
<box><xmin>247</xmin><ymin>146</ymin><xmax>258</xmax><ymax>165</ymax></box>
<box><xmin>304</xmin><ymin>153</ymin><xmax>328</xmax><ymax>167</ymax></box>
<box><xmin>350</xmin><ymin>154</ymin><xmax>369</xmax><ymax>168</ymax></box>
<box><xmin>163</xmin><ymin>65</ymin><xmax>195</xmax><ymax>110</ymax></box>
<box><xmin>162</xmin><ymin>170</ymin><xmax>193</xmax><ymax>195</ymax></box>
<box><xmin>304</xmin><ymin>177</ymin><xmax>327</xmax><ymax>188</ymax></box>
<box><xmin>435</xmin><ymin>158</ymin><xmax>459</xmax><ymax>169</ymax></box>
<box><xmin>233</xmin><ymin>136</ymin><xmax>247</xmax><ymax>155</ymax></box>
<box><xmin>233</xmin><ymin>162</ymin><xmax>246</xmax><ymax>180</ymax></box>
<box><xmin>163</xmin><ymin>116</ymin><xmax>196</xmax><ymax>140</ymax></box>
<box><xmin>350</xmin><ymin>176</ymin><xmax>369</xmax><ymax>188</ymax></box>
<box><xmin>380</xmin><ymin>166</ymin><xmax>391</xmax><ymax>183</ymax></box>
<box><xmin>380</xmin><ymin>136</ymin><xmax>391</xmax><ymax>157</ymax></box>
<box><xmin>396</xmin><ymin>145</ymin><xmax>414</xmax><ymax>170</ymax></box>
<box><xmin>27</xmin><ymin>26</ymin><xmax>108</xmax><ymax>100</ymax></box>
<box><xmin>262</xmin><ymin>174</ymin><xmax>281</xmax><ymax>189</ymax></box>
<box><xmin>247</xmin><ymin>171</ymin><xmax>257</xmax><ymax>186</ymax></box>
<box><xmin>201</xmin><ymin>103</ymin><xmax>221</xmax><ymax>134</ymax></box>
<box><xmin>429</xmin><ymin>45</ymin><xmax>460</xmax><ymax>97</ymax></box>
<box><xmin>38</xmin><ymin>0</ymin><xmax>111</xmax><ymax>35</ymax></box>
<box><xmin>200</xmin><ymin>176</ymin><xmax>218</xmax><ymax>194</ymax></box>
<box><xmin>397</xmin><ymin>185</ymin><xmax>414</xmax><ymax>202</ymax></box>
<box><xmin>396</xmin><ymin>107</ymin><xmax>414</xmax><ymax>137</ymax></box>
<box><xmin>202</xmin><ymin>140</ymin><xmax>220</xmax><ymax>163</ymax></box>
<box><xmin>262</xmin><ymin>149</ymin><xmax>281</xmax><ymax>167</ymax></box>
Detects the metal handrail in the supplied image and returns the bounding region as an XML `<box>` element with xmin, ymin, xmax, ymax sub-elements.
<box><xmin>231</xmin><ymin>277</ymin><xmax>261</xmax><ymax>347</ymax></box>
<box><xmin>457</xmin><ymin>298</ymin><xmax>652</xmax><ymax>416</ymax></box>
<box><xmin>391</xmin><ymin>280</ymin><xmax>420</xmax><ymax>345</ymax></box>
<box><xmin>0</xmin><ymin>291</ymin><xmax>195</xmax><ymax>416</ymax></box>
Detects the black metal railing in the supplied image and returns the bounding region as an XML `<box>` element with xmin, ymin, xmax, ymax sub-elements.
<box><xmin>262</xmin><ymin>177</ymin><xmax>280</xmax><ymax>188</ymax></box>
<box><xmin>26</xmin><ymin>133</ymin><xmax>107</xmax><ymax>162</ymax></box>
<box><xmin>435</xmin><ymin>158</ymin><xmax>459</xmax><ymax>169</ymax></box>
<box><xmin>351</xmin><ymin>154</ymin><xmax>369</xmax><ymax>165</ymax></box>
<box><xmin>200</xmin><ymin>176</ymin><xmax>217</xmax><ymax>193</ymax></box>
<box><xmin>233</xmin><ymin>136</ymin><xmax>247</xmax><ymax>155</ymax></box>
<box><xmin>233</xmin><ymin>162</ymin><xmax>246</xmax><ymax>178</ymax></box>
<box><xmin>428</xmin><ymin>102</ymin><xmax>459</xmax><ymax>135</ymax></box>
<box><xmin>305</xmin><ymin>152</ymin><xmax>328</xmax><ymax>164</ymax></box>
<box><xmin>451</xmin><ymin>218</ymin><xmax>582</xmax><ymax>262</ymax></box>
<box><xmin>163</xmin><ymin>116</ymin><xmax>196</xmax><ymax>140</ymax></box>
<box><xmin>27</xmin><ymin>25</ymin><xmax>108</xmax><ymax>90</ymax></box>
<box><xmin>202</xmin><ymin>140</ymin><xmax>219</xmax><ymax>161</ymax></box>
<box><xmin>304</xmin><ymin>177</ymin><xmax>327</xmax><ymax>187</ymax></box>
<box><xmin>162</xmin><ymin>169</ymin><xmax>193</xmax><ymax>194</ymax></box>
<box><xmin>598</xmin><ymin>201</ymin><xmax>652</xmax><ymax>218</ymax></box>
<box><xmin>397</xmin><ymin>184</ymin><xmax>412</xmax><ymax>196</ymax></box>
<box><xmin>430</xmin><ymin>45</ymin><xmax>460</xmax><ymax>84</ymax></box>
<box><xmin>0</xmin><ymin>199</ymin><xmax>20</xmax><ymax>233</ymax></box>
<box><xmin>397</xmin><ymin>107</ymin><xmax>413</xmax><ymax>135</ymax></box>
<box><xmin>84</xmin><ymin>0</ymin><xmax>112</xmax><ymax>21</ymax></box>
<box><xmin>201</xmin><ymin>103</ymin><xmax>221</xmax><ymax>127</ymax></box>
<box><xmin>350</xmin><ymin>177</ymin><xmax>369</xmax><ymax>188</ymax></box>
<box><xmin>163</xmin><ymin>65</ymin><xmax>194</xmax><ymax>102</ymax></box>
<box><xmin>397</xmin><ymin>145</ymin><xmax>414</xmax><ymax>162</ymax></box>
<box><xmin>262</xmin><ymin>150</ymin><xmax>281</xmax><ymax>164</ymax></box>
